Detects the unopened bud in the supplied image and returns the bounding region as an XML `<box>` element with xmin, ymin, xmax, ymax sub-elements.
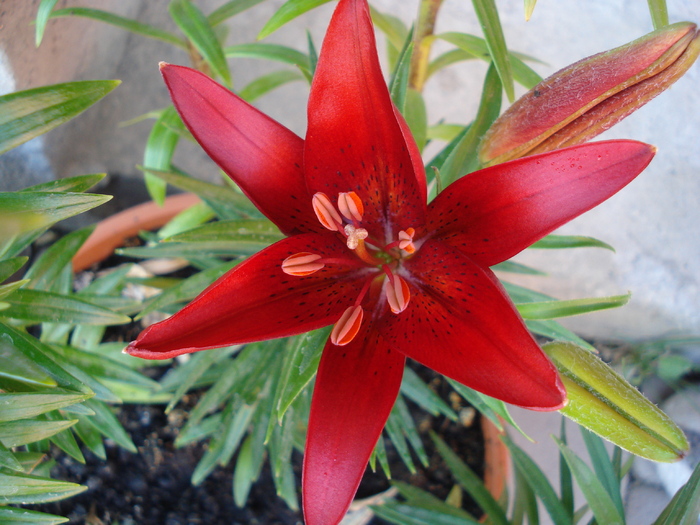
<box><xmin>479</xmin><ymin>22</ymin><xmax>700</xmax><ymax>166</ymax></box>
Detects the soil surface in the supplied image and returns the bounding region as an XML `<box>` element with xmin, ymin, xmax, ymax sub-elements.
<box><xmin>34</xmin><ymin>367</ymin><xmax>485</xmax><ymax>525</ymax></box>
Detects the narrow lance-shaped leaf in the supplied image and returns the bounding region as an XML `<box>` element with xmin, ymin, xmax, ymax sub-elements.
<box><xmin>169</xmin><ymin>0</ymin><xmax>232</xmax><ymax>86</ymax></box>
<box><xmin>0</xmin><ymin>80</ymin><xmax>119</xmax><ymax>155</ymax></box>
<box><xmin>0</xmin><ymin>192</ymin><xmax>111</xmax><ymax>243</ymax></box>
<box><xmin>544</xmin><ymin>341</ymin><xmax>689</xmax><ymax>461</ymax></box>
<box><xmin>35</xmin><ymin>0</ymin><xmax>61</xmax><ymax>46</ymax></box>
<box><xmin>470</xmin><ymin>0</ymin><xmax>515</xmax><ymax>101</ymax></box>
<box><xmin>554</xmin><ymin>438</ymin><xmax>625</xmax><ymax>525</ymax></box>
<box><xmin>48</xmin><ymin>7</ymin><xmax>186</xmax><ymax>48</ymax></box>
<box><xmin>0</xmin><ymin>506</ymin><xmax>71</xmax><ymax>524</ymax></box>
<box><xmin>208</xmin><ymin>0</ymin><xmax>268</xmax><ymax>26</ymax></box>
<box><xmin>143</xmin><ymin>106</ymin><xmax>183</xmax><ymax>205</ymax></box>
<box><xmin>653</xmin><ymin>462</ymin><xmax>700</xmax><ymax>525</ymax></box>
<box><xmin>258</xmin><ymin>0</ymin><xmax>332</xmax><ymax>39</ymax></box>
<box><xmin>516</xmin><ymin>293</ymin><xmax>630</xmax><ymax>320</ymax></box>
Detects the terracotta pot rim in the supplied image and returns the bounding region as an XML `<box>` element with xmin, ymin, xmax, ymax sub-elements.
<box><xmin>72</xmin><ymin>192</ymin><xmax>201</xmax><ymax>272</ymax></box>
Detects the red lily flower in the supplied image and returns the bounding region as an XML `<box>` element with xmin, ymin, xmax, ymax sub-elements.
<box><xmin>126</xmin><ymin>0</ymin><xmax>654</xmax><ymax>522</ymax></box>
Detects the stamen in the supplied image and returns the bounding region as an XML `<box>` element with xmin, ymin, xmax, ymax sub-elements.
<box><xmin>330</xmin><ymin>305</ymin><xmax>364</xmax><ymax>346</ymax></box>
<box><xmin>338</xmin><ymin>191</ymin><xmax>364</xmax><ymax>222</ymax></box>
<box><xmin>398</xmin><ymin>228</ymin><xmax>416</xmax><ymax>254</ymax></box>
<box><xmin>344</xmin><ymin>224</ymin><xmax>369</xmax><ymax>250</ymax></box>
<box><xmin>312</xmin><ymin>192</ymin><xmax>343</xmax><ymax>231</ymax></box>
<box><xmin>383</xmin><ymin>274</ymin><xmax>411</xmax><ymax>314</ymax></box>
<box><xmin>281</xmin><ymin>252</ymin><xmax>324</xmax><ymax>276</ymax></box>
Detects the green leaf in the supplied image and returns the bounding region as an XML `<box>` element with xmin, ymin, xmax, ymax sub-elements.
<box><xmin>208</xmin><ymin>0</ymin><xmax>267</xmax><ymax>26</ymax></box>
<box><xmin>517</xmin><ymin>293</ymin><xmax>630</xmax><ymax>320</ymax></box>
<box><xmin>558</xmin><ymin>418</ymin><xmax>574</xmax><ymax>520</ymax></box>
<box><xmin>369</xmin><ymin>6</ymin><xmax>409</xmax><ymax>52</ymax></box>
<box><xmin>438</xmin><ymin>64</ymin><xmax>501</xmax><ymax>186</ymax></box>
<box><xmin>373</xmin><ymin>501</ymin><xmax>481</xmax><ymax>525</ymax></box>
<box><xmin>72</xmin><ymin>417</ymin><xmax>106</xmax><ymax>460</ymax></box>
<box><xmin>544</xmin><ymin>341</ymin><xmax>689</xmax><ymax>461</ymax></box>
<box><xmin>431</xmin><ymin>431</ymin><xmax>510</xmax><ymax>525</ymax></box>
<box><xmin>554</xmin><ymin>438</ymin><xmax>625</xmax><ymax>525</ymax></box>
<box><xmin>0</xmin><ymin>506</ymin><xmax>69</xmax><ymax>524</ymax></box>
<box><xmin>501</xmin><ymin>433</ymin><xmax>572</xmax><ymax>525</ymax></box>
<box><xmin>0</xmin><ymin>257</ymin><xmax>28</xmax><ymax>283</ymax></box>
<box><xmin>469</xmin><ymin>0</ymin><xmax>515</xmax><ymax>101</ymax></box>
<box><xmin>158</xmin><ymin>201</ymin><xmax>216</xmax><ymax>239</ymax></box>
<box><xmin>170</xmin><ymin>0</ymin><xmax>231</xmax><ymax>86</ymax></box>
<box><xmin>224</xmin><ymin>42</ymin><xmax>311</xmax><ymax>73</ymax></box>
<box><xmin>389</xmin><ymin>35</ymin><xmax>414</xmax><ymax>114</ymax></box>
<box><xmin>49</xmin><ymin>7</ymin><xmax>185</xmax><ymax>47</ymax></box>
<box><xmin>0</xmin><ymin>471</ymin><xmax>86</xmax><ymax>504</ymax></box>
<box><xmin>0</xmin><ymin>440</ymin><xmax>23</xmax><ymax>472</ymax></box>
<box><xmin>81</xmin><ymin>398</ymin><xmax>136</xmax><ymax>453</ymax></box>
<box><xmin>35</xmin><ymin>0</ymin><xmax>61</xmax><ymax>46</ymax></box>
<box><xmin>0</xmin><ymin>418</ymin><xmax>78</xmax><ymax>448</ymax></box>
<box><xmin>274</xmin><ymin>328</ymin><xmax>328</xmax><ymax>422</ymax></box>
<box><xmin>25</xmin><ymin>227</ymin><xmax>93</xmax><ymax>292</ymax></box>
<box><xmin>653</xmin><ymin>462</ymin><xmax>700</xmax><ymax>525</ymax></box>
<box><xmin>447</xmin><ymin>379</ymin><xmax>528</xmax><ymax>437</ymax></box>
<box><xmin>492</xmin><ymin>260</ymin><xmax>546</xmax><ymax>275</ymax></box>
<box><xmin>530</xmin><ymin>234</ymin><xmax>614</xmax><ymax>251</ymax></box>
<box><xmin>401</xmin><ymin>367</ymin><xmax>457</xmax><ymax>420</ymax></box>
<box><xmin>436</xmin><ymin>33</ymin><xmax>543</xmax><ymax>89</ymax></box>
<box><xmin>136</xmin><ymin>260</ymin><xmax>237</xmax><ymax>320</ymax></box>
<box><xmin>239</xmin><ymin>70</ymin><xmax>305</xmax><ymax>102</ymax></box>
<box><xmin>43</xmin><ymin>412</ymin><xmax>85</xmax><ymax>464</ymax></box>
<box><xmin>162</xmin><ymin>347</ymin><xmax>231</xmax><ymax>414</ymax></box>
<box><xmin>0</xmin><ymin>392</ymin><xmax>91</xmax><ymax>422</ymax></box>
<box><xmin>143</xmin><ymin>106</ymin><xmax>183</xmax><ymax>205</ymax></box>
<box><xmin>405</xmin><ymin>89</ymin><xmax>428</xmax><ymax>153</ymax></box>
<box><xmin>258</xmin><ymin>0</ymin><xmax>332</xmax><ymax>39</ymax></box>
<box><xmin>2</xmin><ymin>289</ymin><xmax>131</xmax><ymax>325</ymax></box>
<box><xmin>167</xmin><ymin>218</ymin><xmax>283</xmax><ymax>253</ymax></box>
<box><xmin>390</xmin><ymin>480</ymin><xmax>480</xmax><ymax>522</ymax></box>
<box><xmin>524</xmin><ymin>0</ymin><xmax>537</xmax><ymax>21</ymax></box>
<box><xmin>0</xmin><ymin>80</ymin><xmax>119</xmax><ymax>155</ymax></box>
<box><xmin>140</xmin><ymin>167</ymin><xmax>261</xmax><ymax>220</ymax></box>
<box><xmin>20</xmin><ymin>173</ymin><xmax>105</xmax><ymax>194</ymax></box>
<box><xmin>579</xmin><ymin>428</ymin><xmax>625</xmax><ymax>518</ymax></box>
<box><xmin>647</xmin><ymin>0</ymin><xmax>669</xmax><ymax>30</ymax></box>
<box><xmin>0</xmin><ymin>192</ymin><xmax>110</xmax><ymax>243</ymax></box>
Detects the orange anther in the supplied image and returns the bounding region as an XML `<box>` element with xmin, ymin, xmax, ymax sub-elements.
<box><xmin>312</xmin><ymin>192</ymin><xmax>343</xmax><ymax>231</ymax></box>
<box><xmin>398</xmin><ymin>228</ymin><xmax>416</xmax><ymax>254</ymax></box>
<box><xmin>384</xmin><ymin>275</ymin><xmax>410</xmax><ymax>314</ymax></box>
<box><xmin>281</xmin><ymin>252</ymin><xmax>324</xmax><ymax>276</ymax></box>
<box><xmin>330</xmin><ymin>305</ymin><xmax>364</xmax><ymax>346</ymax></box>
<box><xmin>338</xmin><ymin>191</ymin><xmax>364</xmax><ymax>222</ymax></box>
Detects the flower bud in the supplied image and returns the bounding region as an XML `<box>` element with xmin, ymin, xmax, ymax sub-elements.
<box><xmin>479</xmin><ymin>22</ymin><xmax>700</xmax><ymax>166</ymax></box>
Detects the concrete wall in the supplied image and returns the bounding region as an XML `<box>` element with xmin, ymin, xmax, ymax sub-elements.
<box><xmin>1</xmin><ymin>0</ymin><xmax>698</xmax><ymax>340</ymax></box>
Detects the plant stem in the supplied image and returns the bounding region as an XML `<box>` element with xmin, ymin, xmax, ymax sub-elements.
<box><xmin>409</xmin><ymin>0</ymin><xmax>444</xmax><ymax>92</ymax></box>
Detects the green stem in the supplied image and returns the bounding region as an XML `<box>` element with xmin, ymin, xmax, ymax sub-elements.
<box><xmin>409</xmin><ymin>0</ymin><xmax>444</xmax><ymax>92</ymax></box>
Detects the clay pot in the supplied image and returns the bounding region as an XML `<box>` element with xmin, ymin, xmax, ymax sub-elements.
<box><xmin>72</xmin><ymin>193</ymin><xmax>200</xmax><ymax>272</ymax></box>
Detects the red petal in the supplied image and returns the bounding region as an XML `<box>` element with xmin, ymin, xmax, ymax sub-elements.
<box><xmin>303</xmin><ymin>328</ymin><xmax>405</xmax><ymax>525</ymax></box>
<box><xmin>126</xmin><ymin>233</ymin><xmax>373</xmax><ymax>359</ymax></box>
<box><xmin>160</xmin><ymin>63</ymin><xmax>318</xmax><ymax>235</ymax></box>
<box><xmin>385</xmin><ymin>239</ymin><xmax>566</xmax><ymax>410</ymax></box>
<box><xmin>428</xmin><ymin>140</ymin><xmax>655</xmax><ymax>267</ymax></box>
<box><xmin>304</xmin><ymin>0</ymin><xmax>426</xmax><ymax>239</ymax></box>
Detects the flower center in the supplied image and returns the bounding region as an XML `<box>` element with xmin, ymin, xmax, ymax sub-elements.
<box><xmin>282</xmin><ymin>191</ymin><xmax>417</xmax><ymax>345</ymax></box>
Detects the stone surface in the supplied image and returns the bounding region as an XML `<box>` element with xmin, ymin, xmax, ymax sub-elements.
<box><xmin>1</xmin><ymin>0</ymin><xmax>698</xmax><ymax>339</ymax></box>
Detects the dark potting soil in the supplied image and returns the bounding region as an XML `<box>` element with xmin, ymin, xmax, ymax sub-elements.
<box><xmin>32</xmin><ymin>367</ymin><xmax>485</xmax><ymax>525</ymax></box>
